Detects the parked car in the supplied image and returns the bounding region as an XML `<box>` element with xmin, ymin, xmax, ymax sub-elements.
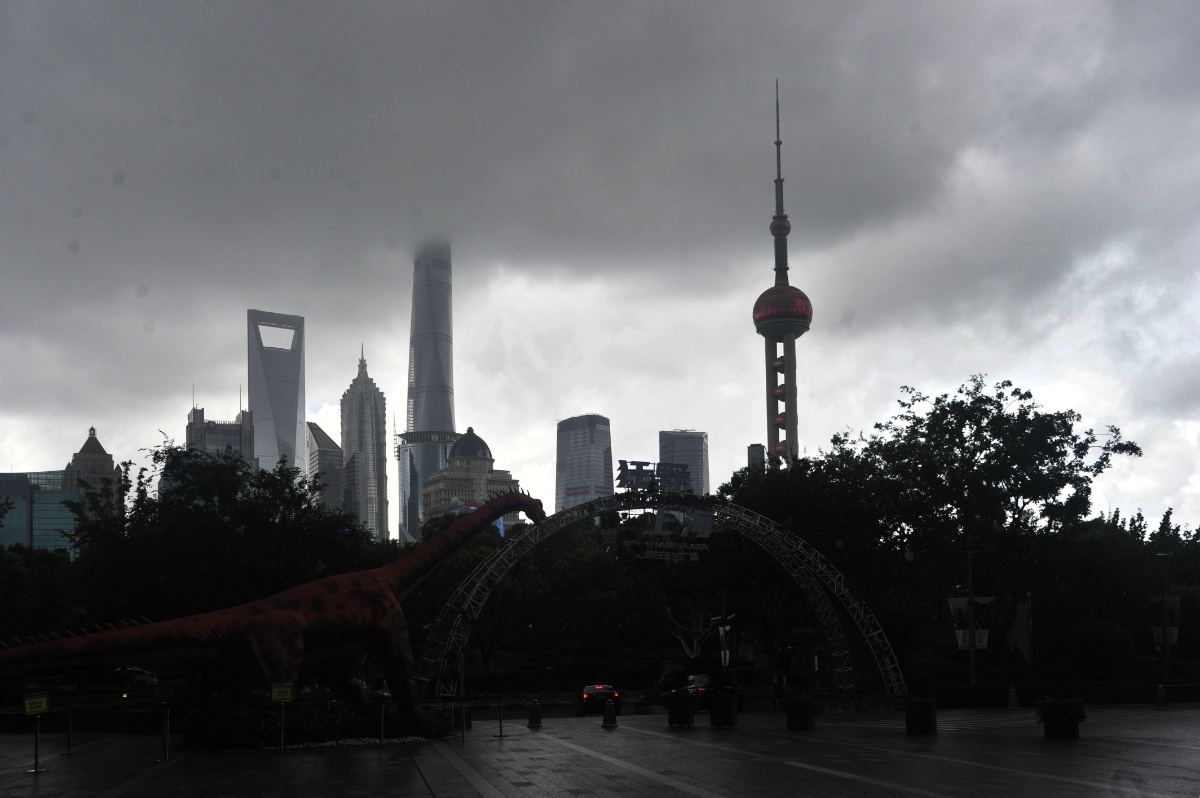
<box><xmin>116</xmin><ymin>667</ymin><xmax>158</xmax><ymax>687</ymax></box>
<box><xmin>574</xmin><ymin>684</ymin><xmax>622</xmax><ymax>716</ymax></box>
<box><xmin>686</xmin><ymin>674</ymin><xmax>744</xmax><ymax>711</ymax></box>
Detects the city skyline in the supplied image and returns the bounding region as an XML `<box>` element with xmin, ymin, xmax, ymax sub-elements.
<box><xmin>2</xmin><ymin>5</ymin><xmax>1197</xmax><ymax>536</ymax></box>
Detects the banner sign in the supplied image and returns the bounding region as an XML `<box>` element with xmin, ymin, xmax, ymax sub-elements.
<box><xmin>24</xmin><ymin>693</ymin><xmax>48</xmax><ymax>716</ymax></box>
<box><xmin>947</xmin><ymin>597</ymin><xmax>994</xmax><ymax>650</ymax></box>
<box><xmin>616</xmin><ymin>460</ymin><xmax>693</xmax><ymax>493</ymax></box>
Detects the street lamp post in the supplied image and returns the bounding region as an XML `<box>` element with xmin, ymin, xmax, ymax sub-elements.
<box><xmin>965</xmin><ymin>551</ymin><xmax>978</xmax><ymax>684</ymax></box>
<box><xmin>1156</xmin><ymin>552</ymin><xmax>1173</xmax><ymax>677</ymax></box>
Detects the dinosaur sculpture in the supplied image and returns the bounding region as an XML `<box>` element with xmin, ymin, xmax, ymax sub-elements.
<box><xmin>0</xmin><ymin>491</ymin><xmax>545</xmax><ymax>727</ymax></box>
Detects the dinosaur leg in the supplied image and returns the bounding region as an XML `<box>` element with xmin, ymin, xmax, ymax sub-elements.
<box><xmin>376</xmin><ymin>608</ymin><xmax>428</xmax><ymax>735</ymax></box>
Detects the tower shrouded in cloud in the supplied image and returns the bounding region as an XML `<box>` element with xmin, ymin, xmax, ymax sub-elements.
<box><xmin>247</xmin><ymin>309</ymin><xmax>305</xmax><ymax>469</ymax></box>
<box><xmin>396</xmin><ymin>242</ymin><xmax>459</xmax><ymax>542</ymax></box>
<box><xmin>752</xmin><ymin>84</ymin><xmax>812</xmax><ymax>463</ymax></box>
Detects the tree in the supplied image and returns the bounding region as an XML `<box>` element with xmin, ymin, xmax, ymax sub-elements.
<box><xmin>720</xmin><ymin>376</ymin><xmax>1144</xmax><ymax>677</ymax></box>
<box><xmin>66</xmin><ymin>444</ymin><xmax>381</xmax><ymax>623</ymax></box>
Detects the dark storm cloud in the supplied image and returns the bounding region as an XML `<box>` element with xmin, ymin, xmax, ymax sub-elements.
<box><xmin>0</xmin><ymin>2</ymin><xmax>1196</xmax><ymax>523</ymax></box>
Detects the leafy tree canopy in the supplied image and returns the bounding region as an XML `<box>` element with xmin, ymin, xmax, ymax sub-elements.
<box><xmin>66</xmin><ymin>444</ymin><xmax>382</xmax><ymax>622</ymax></box>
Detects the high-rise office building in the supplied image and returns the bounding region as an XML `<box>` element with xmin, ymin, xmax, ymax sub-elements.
<box><xmin>659</xmin><ymin>430</ymin><xmax>710</xmax><ymax>494</ymax></box>
<box><xmin>752</xmin><ymin>85</ymin><xmax>811</xmax><ymax>463</ymax></box>
<box><xmin>341</xmin><ymin>352</ymin><xmax>388</xmax><ymax>540</ymax></box>
<box><xmin>0</xmin><ymin>428</ymin><xmax>120</xmax><ymax>552</ymax></box>
<box><xmin>305</xmin><ymin>422</ymin><xmax>343</xmax><ymax>511</ymax></box>
<box><xmin>396</xmin><ymin>242</ymin><xmax>458</xmax><ymax>542</ymax></box>
<box><xmin>186</xmin><ymin>407</ymin><xmax>255</xmax><ymax>466</ymax></box>
<box><xmin>555</xmin><ymin>413</ymin><xmax>614</xmax><ymax>512</ymax></box>
<box><xmin>247</xmin><ymin>309</ymin><xmax>305</xmax><ymax>469</ymax></box>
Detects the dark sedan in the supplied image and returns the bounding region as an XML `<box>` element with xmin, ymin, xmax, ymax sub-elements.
<box><xmin>574</xmin><ymin>684</ymin><xmax>622</xmax><ymax>716</ymax></box>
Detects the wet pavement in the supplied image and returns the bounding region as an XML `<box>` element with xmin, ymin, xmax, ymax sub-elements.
<box><xmin>3</xmin><ymin>705</ymin><xmax>1199</xmax><ymax>797</ymax></box>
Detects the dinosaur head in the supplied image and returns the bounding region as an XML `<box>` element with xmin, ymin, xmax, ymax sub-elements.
<box><xmin>523</xmin><ymin>495</ymin><xmax>548</xmax><ymax>524</ymax></box>
<box><xmin>498</xmin><ymin>490</ymin><xmax>546</xmax><ymax>524</ymax></box>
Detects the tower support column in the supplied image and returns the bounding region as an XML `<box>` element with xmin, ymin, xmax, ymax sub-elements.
<box><xmin>783</xmin><ymin>333</ymin><xmax>798</xmax><ymax>463</ymax></box>
<box><xmin>765</xmin><ymin>338</ymin><xmax>779</xmax><ymax>455</ymax></box>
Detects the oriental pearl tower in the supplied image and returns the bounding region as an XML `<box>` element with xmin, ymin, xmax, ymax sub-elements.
<box><xmin>753</xmin><ymin>83</ymin><xmax>813</xmax><ymax>463</ymax></box>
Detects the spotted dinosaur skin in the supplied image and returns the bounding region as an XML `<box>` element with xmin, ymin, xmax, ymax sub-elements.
<box><xmin>1</xmin><ymin>491</ymin><xmax>545</xmax><ymax>723</ymax></box>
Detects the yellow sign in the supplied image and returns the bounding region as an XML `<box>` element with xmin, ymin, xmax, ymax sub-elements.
<box><xmin>24</xmin><ymin>693</ymin><xmax>48</xmax><ymax>715</ymax></box>
<box><xmin>272</xmin><ymin>684</ymin><xmax>294</xmax><ymax>702</ymax></box>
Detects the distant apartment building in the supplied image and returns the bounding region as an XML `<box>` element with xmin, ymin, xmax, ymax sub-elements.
<box><xmin>422</xmin><ymin>427</ymin><xmax>522</xmax><ymax>535</ymax></box>
<box><xmin>186</xmin><ymin>407</ymin><xmax>255</xmax><ymax>466</ymax></box>
<box><xmin>247</xmin><ymin>309</ymin><xmax>305</xmax><ymax>469</ymax></box>
<box><xmin>555</xmin><ymin>414</ymin><xmax>614</xmax><ymax>512</ymax></box>
<box><xmin>659</xmin><ymin>429</ymin><xmax>710</xmax><ymax>494</ymax></box>
<box><xmin>305</xmin><ymin>422</ymin><xmax>343</xmax><ymax>511</ymax></box>
<box><xmin>341</xmin><ymin>353</ymin><xmax>388</xmax><ymax>541</ymax></box>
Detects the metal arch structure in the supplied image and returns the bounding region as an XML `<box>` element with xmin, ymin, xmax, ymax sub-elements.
<box><xmin>413</xmin><ymin>492</ymin><xmax>907</xmax><ymax>698</ymax></box>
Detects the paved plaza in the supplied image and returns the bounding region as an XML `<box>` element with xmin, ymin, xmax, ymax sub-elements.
<box><xmin>3</xmin><ymin>705</ymin><xmax>1199</xmax><ymax>797</ymax></box>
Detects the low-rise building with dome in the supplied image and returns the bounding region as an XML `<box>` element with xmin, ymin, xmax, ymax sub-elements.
<box><xmin>421</xmin><ymin>427</ymin><xmax>522</xmax><ymax>534</ymax></box>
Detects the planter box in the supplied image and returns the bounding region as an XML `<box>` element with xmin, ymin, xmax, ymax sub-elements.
<box><xmin>1043</xmin><ymin>719</ymin><xmax>1080</xmax><ymax>739</ymax></box>
<box><xmin>666</xmin><ymin>696</ymin><xmax>695</xmax><ymax>727</ymax></box>
<box><xmin>786</xmin><ymin>709</ymin><xmax>817</xmax><ymax>731</ymax></box>
<box><xmin>709</xmin><ymin>694</ymin><xmax>738</xmax><ymax>729</ymax></box>
<box><xmin>905</xmin><ymin>701</ymin><xmax>937</xmax><ymax>735</ymax></box>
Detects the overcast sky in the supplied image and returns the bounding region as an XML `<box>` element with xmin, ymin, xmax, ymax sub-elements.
<box><xmin>2</xmin><ymin>2</ymin><xmax>1197</xmax><ymax>539</ymax></box>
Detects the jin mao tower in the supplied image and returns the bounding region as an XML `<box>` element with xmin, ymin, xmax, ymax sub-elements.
<box><xmin>341</xmin><ymin>350</ymin><xmax>388</xmax><ymax>540</ymax></box>
<box><xmin>396</xmin><ymin>242</ymin><xmax>458</xmax><ymax>542</ymax></box>
<box><xmin>752</xmin><ymin>85</ymin><xmax>812</xmax><ymax>463</ymax></box>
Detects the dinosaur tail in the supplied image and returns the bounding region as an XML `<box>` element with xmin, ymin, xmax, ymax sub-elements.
<box><xmin>383</xmin><ymin>490</ymin><xmax>545</xmax><ymax>596</ymax></box>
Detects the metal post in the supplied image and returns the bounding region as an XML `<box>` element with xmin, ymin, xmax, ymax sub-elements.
<box><xmin>66</xmin><ymin>710</ymin><xmax>72</xmax><ymax>756</ymax></box>
<box><xmin>494</xmin><ymin>695</ymin><xmax>505</xmax><ymax>738</ymax></box>
<box><xmin>379</xmin><ymin>701</ymin><xmax>385</xmax><ymax>746</ymax></box>
<box><xmin>1157</xmin><ymin>553</ymin><xmax>1173</xmax><ymax>677</ymax></box>
<box><xmin>279</xmin><ymin>703</ymin><xmax>285</xmax><ymax>752</ymax></box>
<box><xmin>26</xmin><ymin>715</ymin><xmax>46</xmax><ymax>775</ymax></box>
<box><xmin>966</xmin><ymin>551</ymin><xmax>977</xmax><ymax>684</ymax></box>
<box><xmin>160</xmin><ymin>709</ymin><xmax>171</xmax><ymax>763</ymax></box>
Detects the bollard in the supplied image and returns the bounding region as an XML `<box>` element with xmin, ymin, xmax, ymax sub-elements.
<box><xmin>528</xmin><ymin>700</ymin><xmax>542</xmax><ymax>730</ymax></box>
<box><xmin>1156</xmin><ymin>684</ymin><xmax>1167</xmax><ymax>709</ymax></box>
<box><xmin>601</xmin><ymin>699</ymin><xmax>618</xmax><ymax>729</ymax></box>
<box><xmin>1007</xmin><ymin>686</ymin><xmax>1018</xmax><ymax>709</ymax></box>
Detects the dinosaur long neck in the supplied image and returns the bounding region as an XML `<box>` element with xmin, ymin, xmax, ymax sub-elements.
<box><xmin>383</xmin><ymin>496</ymin><xmax>520</xmax><ymax>597</ymax></box>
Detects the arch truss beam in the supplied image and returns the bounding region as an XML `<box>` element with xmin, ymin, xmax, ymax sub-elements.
<box><xmin>414</xmin><ymin>492</ymin><xmax>906</xmax><ymax>698</ymax></box>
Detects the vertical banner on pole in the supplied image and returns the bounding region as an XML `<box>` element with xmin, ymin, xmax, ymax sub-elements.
<box><xmin>948</xmin><ymin>598</ymin><xmax>994</xmax><ymax>649</ymax></box>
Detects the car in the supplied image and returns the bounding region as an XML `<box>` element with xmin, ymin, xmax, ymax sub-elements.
<box><xmin>574</xmin><ymin>684</ymin><xmax>622</xmax><ymax>716</ymax></box>
<box><xmin>686</xmin><ymin>674</ymin><xmax>744</xmax><ymax>711</ymax></box>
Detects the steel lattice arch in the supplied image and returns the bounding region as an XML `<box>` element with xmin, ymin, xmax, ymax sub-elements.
<box><xmin>413</xmin><ymin>491</ymin><xmax>907</xmax><ymax>698</ymax></box>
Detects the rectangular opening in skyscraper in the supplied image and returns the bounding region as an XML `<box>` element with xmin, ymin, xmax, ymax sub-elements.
<box><xmin>258</xmin><ymin>324</ymin><xmax>296</xmax><ymax>350</ymax></box>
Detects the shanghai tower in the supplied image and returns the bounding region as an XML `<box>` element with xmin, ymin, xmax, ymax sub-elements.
<box><xmin>396</xmin><ymin>241</ymin><xmax>458</xmax><ymax>542</ymax></box>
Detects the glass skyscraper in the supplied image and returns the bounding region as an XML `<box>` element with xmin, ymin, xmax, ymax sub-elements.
<box><xmin>341</xmin><ymin>353</ymin><xmax>388</xmax><ymax>540</ymax></box>
<box><xmin>247</xmin><ymin>309</ymin><xmax>305</xmax><ymax>469</ymax></box>
<box><xmin>396</xmin><ymin>242</ymin><xmax>458</xmax><ymax>542</ymax></box>
<box><xmin>555</xmin><ymin>414</ymin><xmax>614</xmax><ymax>512</ymax></box>
<box><xmin>659</xmin><ymin>429</ymin><xmax>710</xmax><ymax>495</ymax></box>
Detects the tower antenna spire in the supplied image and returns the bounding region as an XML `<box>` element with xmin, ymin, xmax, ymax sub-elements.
<box><xmin>771</xmin><ymin>79</ymin><xmax>791</xmax><ymax>286</ymax></box>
